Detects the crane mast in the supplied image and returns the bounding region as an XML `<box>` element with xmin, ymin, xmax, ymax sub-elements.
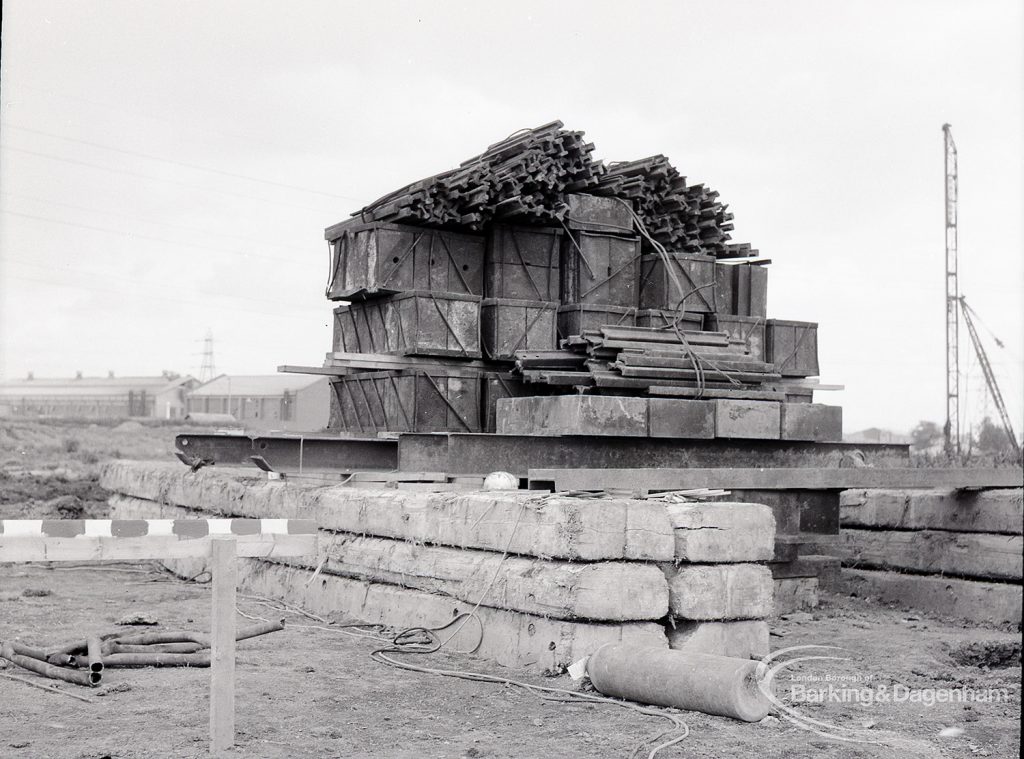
<box><xmin>943</xmin><ymin>124</ymin><xmax>960</xmax><ymax>455</ymax></box>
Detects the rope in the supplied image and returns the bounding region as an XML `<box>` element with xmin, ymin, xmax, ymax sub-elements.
<box><xmin>617</xmin><ymin>198</ymin><xmax>747</xmax><ymax>396</ymax></box>
<box><xmin>366</xmin><ymin>497</ymin><xmax>690</xmax><ymax>757</ymax></box>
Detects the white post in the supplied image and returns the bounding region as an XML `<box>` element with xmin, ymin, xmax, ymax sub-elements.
<box><xmin>210</xmin><ymin>536</ymin><xmax>237</xmax><ymax>754</ymax></box>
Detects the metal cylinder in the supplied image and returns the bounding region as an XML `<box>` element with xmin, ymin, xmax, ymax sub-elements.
<box><xmin>86</xmin><ymin>637</ymin><xmax>104</xmax><ymax>673</ymax></box>
<box><xmin>106</xmin><ymin>642</ymin><xmax>205</xmax><ymax>655</ymax></box>
<box><xmin>1</xmin><ymin>643</ymin><xmax>100</xmax><ymax>687</ymax></box>
<box><xmin>102</xmin><ymin>652</ymin><xmax>211</xmax><ymax>668</ymax></box>
<box><xmin>586</xmin><ymin>644</ymin><xmax>772</xmax><ymax>722</ymax></box>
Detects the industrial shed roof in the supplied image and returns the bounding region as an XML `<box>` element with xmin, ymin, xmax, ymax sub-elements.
<box><xmin>188</xmin><ymin>374</ymin><xmax>325</xmax><ymax>398</ymax></box>
<box><xmin>0</xmin><ymin>375</ymin><xmax>195</xmax><ymax>398</ymax></box>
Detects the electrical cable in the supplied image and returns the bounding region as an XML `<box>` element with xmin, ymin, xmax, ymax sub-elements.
<box><xmin>4</xmin><ymin>124</ymin><xmax>361</xmax><ymax>201</ymax></box>
<box><xmin>0</xmin><ymin>144</ymin><xmax>331</xmax><ymax>214</ymax></box>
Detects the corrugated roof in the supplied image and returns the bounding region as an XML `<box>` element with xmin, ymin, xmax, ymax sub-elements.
<box><xmin>0</xmin><ymin>375</ymin><xmax>194</xmax><ymax>398</ymax></box>
<box><xmin>188</xmin><ymin>374</ymin><xmax>324</xmax><ymax>398</ymax></box>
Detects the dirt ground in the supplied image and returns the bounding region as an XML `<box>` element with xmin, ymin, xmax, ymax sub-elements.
<box><xmin>1</xmin><ymin>420</ymin><xmax>1021</xmax><ymax>758</ymax></box>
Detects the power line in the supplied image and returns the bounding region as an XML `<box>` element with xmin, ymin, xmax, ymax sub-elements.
<box><xmin>0</xmin><ymin>191</ymin><xmax>312</xmax><ymax>253</ymax></box>
<box><xmin>0</xmin><ymin>209</ymin><xmax>308</xmax><ymax>264</ymax></box>
<box><xmin>5</xmin><ymin>123</ymin><xmax>362</xmax><ymax>201</ymax></box>
<box><xmin>3</xmin><ymin>271</ymin><xmax>327</xmax><ymax>322</ymax></box>
<box><xmin>13</xmin><ymin>83</ymin><xmax>324</xmax><ymax>163</ymax></box>
<box><xmin>4</xmin><ymin>256</ymin><xmax>325</xmax><ymax>311</ymax></box>
<box><xmin>1</xmin><ymin>144</ymin><xmax>334</xmax><ymax>214</ymax></box>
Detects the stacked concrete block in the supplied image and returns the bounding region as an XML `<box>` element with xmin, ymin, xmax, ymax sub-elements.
<box><xmin>101</xmin><ymin>461</ymin><xmax>780</xmax><ymax>670</ymax></box>
<box><xmin>495</xmin><ymin>394</ymin><xmax>842</xmax><ymax>442</ymax></box>
<box><xmin>102</xmin><ymin>461</ymin><xmax>673</xmax><ymax>672</ymax></box>
<box><xmin>825</xmin><ymin>488</ymin><xmax>1023</xmax><ymax>626</ymax></box>
<box><xmin>661</xmin><ymin>501</ymin><xmax>776</xmax><ymax>659</ymax></box>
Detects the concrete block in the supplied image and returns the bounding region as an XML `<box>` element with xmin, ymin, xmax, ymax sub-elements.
<box><xmin>242</xmin><ymin>562</ymin><xmax>670</xmax><ymax>672</ymax></box>
<box><xmin>648</xmin><ymin>399</ymin><xmax>715</xmax><ymax>439</ymax></box>
<box><xmin>780</xmin><ymin>403</ymin><xmax>842</xmax><ymax>442</ymax></box>
<box><xmin>840</xmin><ymin>488</ymin><xmax>1023</xmax><ymax>535</ymax></box>
<box><xmin>111</xmin><ymin>495</ymin><xmax>670</xmax><ymax>621</ymax></box>
<box><xmin>100</xmin><ymin>461</ymin><xmax>676</xmax><ymax>562</ymax></box>
<box><xmin>664</xmin><ymin>563</ymin><xmax>774</xmax><ymax>620</ymax></box>
<box><xmin>830</xmin><ymin>528</ymin><xmax>1022</xmax><ymax>581</ymax></box>
<box><xmin>841</xmin><ymin>568</ymin><xmax>1022</xmax><ymax>626</ymax></box>
<box><xmin>666</xmin><ymin>502</ymin><xmax>775</xmax><ymax>562</ymax></box>
<box><xmin>773</xmin><ymin>577</ymin><xmax>819</xmax><ymax>615</ymax></box>
<box><xmin>496</xmin><ymin>395</ymin><xmax>648</xmax><ymax>437</ymax></box>
<box><xmin>714</xmin><ymin>400</ymin><xmax>780</xmax><ymax>440</ymax></box>
<box><xmin>668</xmin><ymin>620</ymin><xmax>770</xmax><ymax>659</ymax></box>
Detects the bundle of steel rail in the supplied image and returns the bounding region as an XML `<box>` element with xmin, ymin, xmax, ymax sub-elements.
<box><xmin>349</xmin><ymin>122</ymin><xmax>755</xmax><ymax>259</ymax></box>
<box><xmin>513</xmin><ymin>324</ymin><xmax>783</xmax><ymax>399</ymax></box>
<box><xmin>353</xmin><ymin>121</ymin><xmax>604</xmax><ymax>229</ymax></box>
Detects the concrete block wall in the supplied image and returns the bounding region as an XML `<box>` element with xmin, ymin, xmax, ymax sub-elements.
<box><xmin>100</xmin><ymin>461</ymin><xmax>776</xmax><ymax>671</ymax></box>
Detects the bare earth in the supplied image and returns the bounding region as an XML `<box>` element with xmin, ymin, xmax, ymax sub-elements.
<box><xmin>0</xmin><ymin>420</ymin><xmax>1020</xmax><ymax>758</ymax></box>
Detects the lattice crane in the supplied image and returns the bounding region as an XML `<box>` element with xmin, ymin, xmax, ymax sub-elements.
<box><xmin>959</xmin><ymin>296</ymin><xmax>1020</xmax><ymax>456</ymax></box>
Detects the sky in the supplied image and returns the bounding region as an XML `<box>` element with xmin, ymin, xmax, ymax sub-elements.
<box><xmin>0</xmin><ymin>0</ymin><xmax>1021</xmax><ymax>438</ymax></box>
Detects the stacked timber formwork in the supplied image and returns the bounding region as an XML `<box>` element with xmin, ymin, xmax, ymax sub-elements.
<box><xmin>291</xmin><ymin>121</ymin><xmax>838</xmax><ymax>441</ymax></box>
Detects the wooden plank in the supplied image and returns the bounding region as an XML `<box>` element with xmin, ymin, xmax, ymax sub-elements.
<box><xmin>664</xmin><ymin>563</ymin><xmax>773</xmax><ymax>620</ymax></box>
<box><xmin>279</xmin><ymin>364</ymin><xmax>350</xmax><ymax>376</ymax></box>
<box><xmin>666</xmin><ymin>502</ymin><xmax>775</xmax><ymax>562</ymax></box>
<box><xmin>841</xmin><ymin>569</ymin><xmax>1021</xmax><ymax>626</ymax></box>
<box><xmin>831</xmin><ymin>528</ymin><xmax>1022</xmax><ymax>581</ymax></box>
<box><xmin>526</xmin><ymin>467</ymin><xmax>1023</xmax><ymax>492</ymax></box>
<box><xmin>839</xmin><ymin>488</ymin><xmax>1023</xmax><ymax>534</ymax></box>
<box><xmin>326</xmin><ymin>352</ymin><xmax>499</xmax><ymax>373</ymax></box>
<box><xmin>600</xmin><ymin>325</ymin><xmax>730</xmax><ymax>347</ymax></box>
<box><xmin>210</xmin><ymin>537</ymin><xmax>237</xmax><ymax>754</ymax></box>
<box><xmin>615</xmin><ymin>364</ymin><xmax>782</xmax><ymax>384</ymax></box>
<box><xmin>617</xmin><ymin>353</ymin><xmax>775</xmax><ymax>373</ymax></box>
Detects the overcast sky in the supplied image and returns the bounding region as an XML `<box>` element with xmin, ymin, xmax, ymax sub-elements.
<box><xmin>1</xmin><ymin>0</ymin><xmax>1021</xmax><ymax>437</ymax></box>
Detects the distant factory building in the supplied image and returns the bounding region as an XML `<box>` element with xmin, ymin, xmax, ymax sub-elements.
<box><xmin>185</xmin><ymin>374</ymin><xmax>330</xmax><ymax>431</ymax></box>
<box><xmin>0</xmin><ymin>372</ymin><xmax>197</xmax><ymax>419</ymax></box>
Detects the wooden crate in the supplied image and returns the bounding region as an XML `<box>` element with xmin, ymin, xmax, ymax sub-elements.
<box><xmin>556</xmin><ymin>304</ymin><xmax>637</xmax><ymax>340</ymax></box>
<box><xmin>766</xmin><ymin>319</ymin><xmax>819</xmax><ymax>377</ymax></box>
<box><xmin>560</xmin><ymin>230</ymin><xmax>640</xmax><ymax>307</ymax></box>
<box><xmin>484</xmin><ymin>225</ymin><xmax>561</xmax><ymax>301</ymax></box>
<box><xmin>635</xmin><ymin>308</ymin><xmax>704</xmax><ymax>331</ymax></box>
<box><xmin>333</xmin><ymin>303</ymin><xmax>390</xmax><ymax>354</ymax></box>
<box><xmin>639</xmin><ymin>253</ymin><xmax>716</xmax><ymax>312</ymax></box>
<box><xmin>329</xmin><ymin>370</ymin><xmax>483</xmax><ymax>434</ymax></box>
<box><xmin>564</xmin><ymin>194</ymin><xmax>634</xmax><ymax>234</ymax></box>
<box><xmin>334</xmin><ymin>292</ymin><xmax>481</xmax><ymax>359</ymax></box>
<box><xmin>480</xmin><ymin>299</ymin><xmax>558</xmax><ymax>361</ymax></box>
<box><xmin>325</xmin><ymin>220</ymin><xmax>484</xmax><ymax>300</ymax></box>
<box><xmin>714</xmin><ymin>262</ymin><xmax>767</xmax><ymax>317</ymax></box>
<box><xmin>706</xmin><ymin>315</ymin><xmax>766</xmax><ymax>362</ymax></box>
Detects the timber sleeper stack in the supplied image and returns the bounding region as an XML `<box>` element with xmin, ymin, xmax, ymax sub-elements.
<box><xmin>309</xmin><ymin>120</ymin><xmax>835</xmax><ymax>441</ymax></box>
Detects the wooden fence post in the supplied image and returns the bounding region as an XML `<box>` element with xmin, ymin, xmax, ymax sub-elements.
<box><xmin>210</xmin><ymin>536</ymin><xmax>237</xmax><ymax>754</ymax></box>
